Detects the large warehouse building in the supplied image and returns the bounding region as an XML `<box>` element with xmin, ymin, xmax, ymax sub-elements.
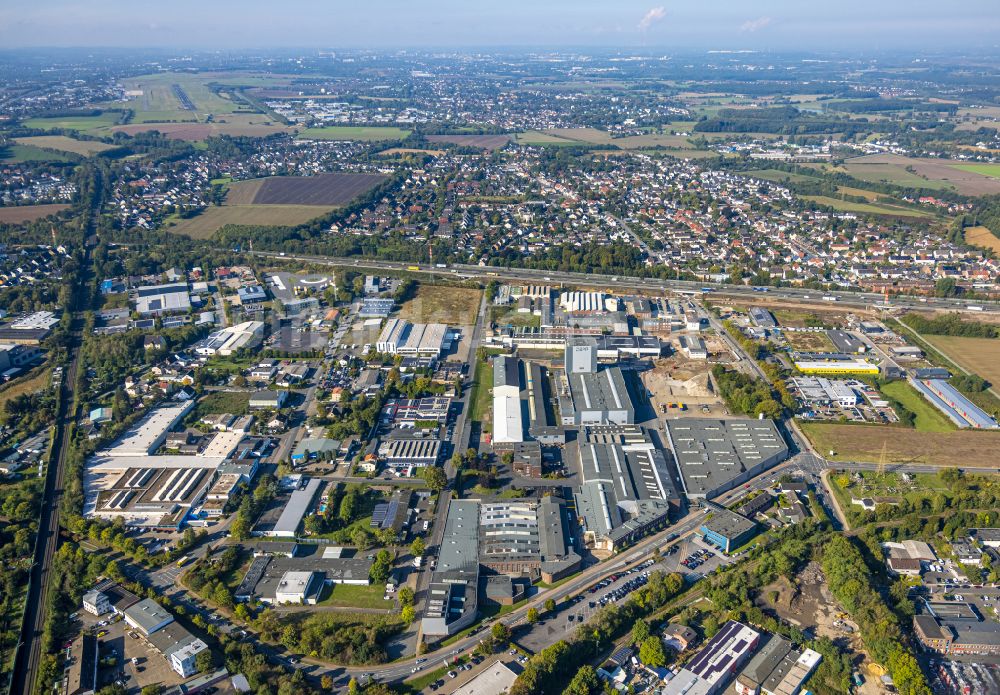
<box><xmin>664</xmin><ymin>418</ymin><xmax>789</xmax><ymax>500</ymax></box>
<box><xmin>573</xmin><ymin>425</ymin><xmax>680</xmax><ymax>551</ymax></box>
<box><xmin>376</xmin><ymin>318</ymin><xmax>450</xmax><ymax>357</ymax></box>
<box><xmin>478</xmin><ymin>497</ymin><xmax>581</xmax><ymax>583</ymax></box>
<box><xmin>558</xmin><ymin>343</ymin><xmax>635</xmax><ymax>426</ymax></box>
<box><xmin>492</xmin><ymin>355</ymin><xmax>524</xmax><ymax>444</ymax></box>
<box><xmin>422</xmin><ymin>500</ymin><xmax>480</xmax><ymax>638</ymax></box>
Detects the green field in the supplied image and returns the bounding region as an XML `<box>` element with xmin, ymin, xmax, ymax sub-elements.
<box><xmin>802</xmin><ymin>195</ymin><xmax>933</xmax><ymax>218</ymax></box>
<box><xmin>951</xmin><ymin>163</ymin><xmax>1000</xmax><ymax>178</ymax></box>
<box><xmin>15</xmin><ymin>135</ymin><xmax>115</xmax><ymax>156</ymax></box>
<box><xmin>0</xmin><ymin>143</ymin><xmax>73</xmax><ymax>163</ymax></box>
<box><xmin>296</xmin><ymin>126</ymin><xmax>411</xmax><ymax>141</ymax></box>
<box><xmin>515</xmin><ymin>130</ymin><xmax>581</xmax><ymax>145</ymax></box>
<box><xmin>316</xmin><ymin>582</ymin><xmax>392</xmax><ymax>609</ymax></box>
<box><xmin>22</xmin><ymin>112</ymin><xmax>123</xmax><ymax>134</ymax></box>
<box><xmin>880</xmin><ymin>380</ymin><xmax>956</xmax><ymax>432</ymax></box>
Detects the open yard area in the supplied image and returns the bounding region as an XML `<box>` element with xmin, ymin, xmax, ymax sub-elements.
<box><xmin>964</xmin><ymin>225</ymin><xmax>1000</xmax><ymax>253</ymax></box>
<box><xmin>296</xmin><ymin>126</ymin><xmax>411</xmax><ymax>141</ymax></box>
<box><xmin>190</xmin><ymin>390</ymin><xmax>250</xmax><ymax>418</ymax></box>
<box><xmin>164</xmin><ymin>204</ymin><xmax>335</xmax><ymax>239</ymax></box>
<box><xmin>921</xmin><ymin>334</ymin><xmax>1000</xmax><ymax>385</ymax></box>
<box><xmin>880</xmin><ymin>380</ymin><xmax>956</xmax><ymax>432</ymax></box>
<box><xmin>784</xmin><ymin>331</ymin><xmax>835</xmax><ymax>352</ymax></box>
<box><xmin>799</xmin><ymin>421</ymin><xmax>1000</xmax><ymax>466</ymax></box>
<box><xmin>14</xmin><ymin>135</ymin><xmax>116</xmax><ymax>156</ymax></box>
<box><xmin>397</xmin><ymin>285</ymin><xmax>482</xmax><ymax>326</ymax></box>
<box><xmin>0</xmin><ymin>204</ymin><xmax>71</xmax><ymax>223</ymax></box>
<box><xmin>0</xmin><ymin>368</ymin><xmax>50</xmax><ymax>411</ymax></box>
<box><xmin>226</xmin><ymin>173</ymin><xmax>386</xmax><ymax>206</ymax></box>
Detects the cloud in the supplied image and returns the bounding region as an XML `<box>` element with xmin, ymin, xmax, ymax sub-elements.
<box><xmin>638</xmin><ymin>6</ymin><xmax>666</xmax><ymax>32</ymax></box>
<box><xmin>740</xmin><ymin>16</ymin><xmax>772</xmax><ymax>33</ymax></box>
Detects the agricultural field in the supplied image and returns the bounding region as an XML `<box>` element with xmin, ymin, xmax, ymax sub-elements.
<box><xmin>1</xmin><ymin>143</ymin><xmax>73</xmax><ymax>163</ymax></box>
<box><xmin>14</xmin><ymin>135</ymin><xmax>116</xmax><ymax>156</ymax></box>
<box><xmin>744</xmin><ymin>169</ymin><xmax>824</xmax><ymax>186</ymax></box>
<box><xmin>880</xmin><ymin>380</ymin><xmax>956</xmax><ymax>432</ymax></box>
<box><xmin>799</xmin><ymin>421</ymin><xmax>1000</xmax><ymax>467</ymax></box>
<box><xmin>110</xmin><ymin>118</ymin><xmax>288</xmax><ymax>140</ymax></box>
<box><xmin>379</xmin><ymin>147</ymin><xmax>445</xmax><ymax>157</ymax></box>
<box><xmin>296</xmin><ymin>126</ymin><xmax>411</xmax><ymax>141</ymax></box>
<box><xmin>226</xmin><ymin>173</ymin><xmax>386</xmax><ymax>206</ymax></box>
<box><xmin>951</xmin><ymin>163</ymin><xmax>1000</xmax><ymax>179</ymax></box>
<box><xmin>0</xmin><ymin>204</ymin><xmax>71</xmax><ymax>223</ymax></box>
<box><xmin>425</xmin><ymin>134</ymin><xmax>511</xmax><ymax>150</ymax></box>
<box><xmin>842</xmin><ymin>154</ymin><xmax>1000</xmax><ymax>195</ymax></box>
<box><xmin>964</xmin><ymin>225</ymin><xmax>1000</xmax><ymax>253</ymax></box>
<box><xmin>921</xmin><ymin>335</ymin><xmax>1000</xmax><ymax>386</ymax></box>
<box><xmin>398</xmin><ymin>285</ymin><xmax>482</xmax><ymax>326</ymax></box>
<box><xmin>801</xmin><ymin>195</ymin><xmax>933</xmax><ymax>218</ymax></box>
<box><xmin>164</xmin><ymin>205</ymin><xmax>335</xmax><ymax>239</ymax></box>
<box><xmin>21</xmin><ymin>111</ymin><xmax>123</xmax><ymax>134</ymax></box>
<box><xmin>515</xmin><ymin>130</ymin><xmax>581</xmax><ymax>145</ymax></box>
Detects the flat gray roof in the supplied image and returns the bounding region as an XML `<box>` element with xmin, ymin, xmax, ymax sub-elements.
<box><xmin>437</xmin><ymin>499</ymin><xmax>480</xmax><ymax>576</ymax></box>
<box><xmin>703</xmin><ymin>508</ymin><xmax>756</xmax><ymax>540</ymax></box>
<box><xmin>664</xmin><ymin>418</ymin><xmax>788</xmax><ymax>499</ymax></box>
<box><xmin>566</xmin><ymin>367</ymin><xmax>634</xmax><ymax>416</ymax></box>
<box><xmin>271</xmin><ymin>478</ymin><xmax>322</xmax><ymax>537</ymax></box>
<box><xmin>493</xmin><ymin>355</ymin><xmax>520</xmax><ymax>390</ymax></box>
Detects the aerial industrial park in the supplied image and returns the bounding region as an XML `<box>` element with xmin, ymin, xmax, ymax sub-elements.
<box><xmin>2</xmin><ymin>6</ymin><xmax>1000</xmax><ymax>695</ymax></box>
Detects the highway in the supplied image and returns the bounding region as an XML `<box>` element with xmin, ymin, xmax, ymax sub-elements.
<box><xmin>247</xmin><ymin>251</ymin><xmax>999</xmax><ymax>316</ymax></box>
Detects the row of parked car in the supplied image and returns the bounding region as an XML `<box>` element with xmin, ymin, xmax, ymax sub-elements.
<box><xmin>681</xmin><ymin>548</ymin><xmax>714</xmax><ymax>569</ymax></box>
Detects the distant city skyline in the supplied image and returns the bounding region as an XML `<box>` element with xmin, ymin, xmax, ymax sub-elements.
<box><xmin>1</xmin><ymin>1</ymin><xmax>998</xmax><ymax>51</ymax></box>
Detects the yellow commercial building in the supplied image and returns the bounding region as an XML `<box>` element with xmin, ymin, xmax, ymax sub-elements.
<box><xmin>794</xmin><ymin>360</ymin><xmax>880</xmax><ymax>376</ymax></box>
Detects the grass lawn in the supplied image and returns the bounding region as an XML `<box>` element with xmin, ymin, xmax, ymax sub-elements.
<box><xmin>296</xmin><ymin>126</ymin><xmax>411</xmax><ymax>141</ymax></box>
<box><xmin>0</xmin><ymin>204</ymin><xmax>71</xmax><ymax>223</ymax></box>
<box><xmin>0</xmin><ymin>368</ymin><xmax>51</xmax><ymax>411</ymax></box>
<box><xmin>191</xmin><ymin>390</ymin><xmax>250</xmax><ymax>417</ymax></box>
<box><xmin>880</xmin><ymin>380</ymin><xmax>956</xmax><ymax>432</ymax></box>
<box><xmin>316</xmin><ymin>582</ymin><xmax>392</xmax><ymax>609</ymax></box>
<box><xmin>164</xmin><ymin>204</ymin><xmax>336</xmax><ymax>239</ymax></box>
<box><xmin>22</xmin><ymin>112</ymin><xmax>123</xmax><ymax>134</ymax></box>
<box><xmin>468</xmin><ymin>353</ymin><xmax>492</xmax><ymax>428</ymax></box>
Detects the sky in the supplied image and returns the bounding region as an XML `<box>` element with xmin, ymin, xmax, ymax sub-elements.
<box><xmin>0</xmin><ymin>0</ymin><xmax>997</xmax><ymax>52</ymax></box>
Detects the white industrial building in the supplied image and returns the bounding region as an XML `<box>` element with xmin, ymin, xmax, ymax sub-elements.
<box><xmin>195</xmin><ymin>321</ymin><xmax>265</xmax><ymax>356</ymax></box>
<box><xmin>134</xmin><ymin>282</ymin><xmax>192</xmax><ymax>316</ymax></box>
<box><xmin>492</xmin><ymin>356</ymin><xmax>524</xmax><ymax>444</ymax></box>
<box><xmin>789</xmin><ymin>377</ymin><xmax>859</xmax><ymax>408</ymax></box>
<box><xmin>559</xmin><ymin>291</ymin><xmax>617</xmax><ymax>314</ymax></box>
<box><xmin>376</xmin><ymin>318</ymin><xmax>450</xmax><ymax>357</ymax></box>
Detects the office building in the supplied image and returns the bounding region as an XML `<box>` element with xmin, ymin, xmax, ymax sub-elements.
<box><xmin>701</xmin><ymin>509</ymin><xmax>758</xmax><ymax>553</ymax></box>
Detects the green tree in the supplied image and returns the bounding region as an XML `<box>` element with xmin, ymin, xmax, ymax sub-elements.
<box><xmin>195</xmin><ymin>649</ymin><xmax>215</xmax><ymax>673</ymax></box>
<box><xmin>491</xmin><ymin>622</ymin><xmax>511</xmax><ymax>644</ymax></box>
<box><xmin>631</xmin><ymin>620</ymin><xmax>650</xmax><ymax>645</ymax></box>
<box><xmin>564</xmin><ymin>665</ymin><xmax>599</xmax><ymax>695</ymax></box>
<box><xmin>421</xmin><ymin>465</ymin><xmax>447</xmax><ymax>492</ymax></box>
<box><xmin>639</xmin><ymin>636</ymin><xmax>666</xmax><ymax>667</ymax></box>
<box><xmin>544</xmin><ymin>598</ymin><xmax>556</xmax><ymax>614</ymax></box>
<box><xmin>401</xmin><ymin>605</ymin><xmax>416</xmax><ymax>624</ymax></box>
<box><xmin>527</xmin><ymin>607</ymin><xmax>539</xmax><ymax>624</ymax></box>
<box><xmin>410</xmin><ymin>537</ymin><xmax>426</xmax><ymax>557</ymax></box>
<box><xmin>398</xmin><ymin>586</ymin><xmax>415</xmax><ymax>606</ymax></box>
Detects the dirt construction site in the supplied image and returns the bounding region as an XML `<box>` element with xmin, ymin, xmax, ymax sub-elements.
<box><xmin>760</xmin><ymin>562</ymin><xmax>886</xmax><ymax>695</ymax></box>
<box><xmin>641</xmin><ymin>354</ymin><xmax>727</xmax><ymax>417</ymax></box>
